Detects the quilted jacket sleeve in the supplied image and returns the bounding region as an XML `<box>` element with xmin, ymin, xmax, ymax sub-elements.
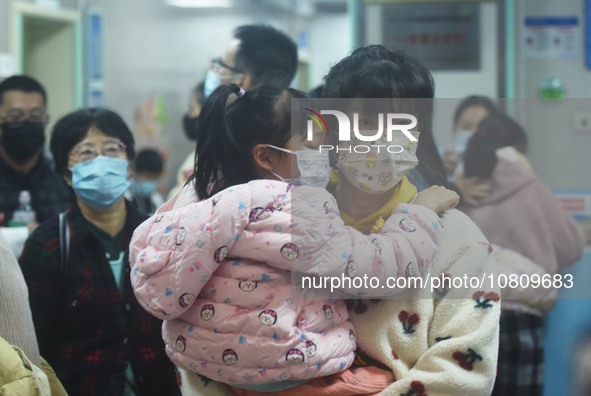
<box><xmin>129</xmin><ymin>183</ymin><xmax>253</xmax><ymax>320</ymax></box>
<box><xmin>233</xmin><ymin>184</ymin><xmax>443</xmax><ymax>297</ymax></box>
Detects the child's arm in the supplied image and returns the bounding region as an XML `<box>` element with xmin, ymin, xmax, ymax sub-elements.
<box><xmin>235</xmin><ymin>185</ymin><xmax>444</xmax><ymax>297</ymax></box>
<box><xmin>129</xmin><ymin>183</ymin><xmax>253</xmax><ymax>320</ymax></box>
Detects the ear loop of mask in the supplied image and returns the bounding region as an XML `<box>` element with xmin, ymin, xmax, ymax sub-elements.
<box><xmin>266</xmin><ymin>144</ymin><xmax>293</xmax><ymax>181</ymax></box>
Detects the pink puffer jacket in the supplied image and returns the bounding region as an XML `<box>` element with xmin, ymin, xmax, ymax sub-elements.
<box><xmin>129</xmin><ymin>180</ymin><xmax>441</xmax><ymax>386</ymax></box>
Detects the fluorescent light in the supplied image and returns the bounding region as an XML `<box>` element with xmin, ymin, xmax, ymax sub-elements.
<box><xmin>166</xmin><ymin>0</ymin><xmax>234</xmax><ymax>8</ymax></box>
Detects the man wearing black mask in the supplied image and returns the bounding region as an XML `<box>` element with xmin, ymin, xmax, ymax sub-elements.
<box><xmin>0</xmin><ymin>75</ymin><xmax>72</xmax><ymax>254</ymax></box>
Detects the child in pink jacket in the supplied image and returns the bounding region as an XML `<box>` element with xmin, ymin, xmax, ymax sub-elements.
<box><xmin>129</xmin><ymin>84</ymin><xmax>459</xmax><ymax>393</ymax></box>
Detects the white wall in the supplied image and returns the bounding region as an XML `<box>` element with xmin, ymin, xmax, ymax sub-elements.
<box><xmin>81</xmin><ymin>0</ymin><xmax>351</xmax><ymax>190</ymax></box>
<box><xmin>84</xmin><ymin>0</ymin><xmax>255</xmax><ymax>189</ymax></box>
<box><xmin>308</xmin><ymin>12</ymin><xmax>352</xmax><ymax>88</ymax></box>
<box><xmin>515</xmin><ymin>0</ymin><xmax>591</xmax><ymax>190</ymax></box>
<box><xmin>363</xmin><ymin>2</ymin><xmax>498</xmax><ymax>150</ymax></box>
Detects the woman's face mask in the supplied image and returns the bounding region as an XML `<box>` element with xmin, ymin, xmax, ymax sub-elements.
<box><xmin>71</xmin><ymin>156</ymin><xmax>130</xmax><ymax>210</ymax></box>
<box><xmin>267</xmin><ymin>144</ymin><xmax>331</xmax><ymax>188</ymax></box>
<box><xmin>336</xmin><ymin>131</ymin><xmax>419</xmax><ymax>194</ymax></box>
<box><xmin>453</xmin><ymin>130</ymin><xmax>473</xmax><ymax>156</ymax></box>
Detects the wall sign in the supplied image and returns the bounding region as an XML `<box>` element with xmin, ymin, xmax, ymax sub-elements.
<box><xmin>380</xmin><ymin>3</ymin><xmax>480</xmax><ymax>70</ymax></box>
<box><xmin>523</xmin><ymin>16</ymin><xmax>579</xmax><ymax>60</ymax></box>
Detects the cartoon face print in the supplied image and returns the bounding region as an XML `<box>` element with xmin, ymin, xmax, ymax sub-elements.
<box><xmin>176</xmin><ymin>227</ymin><xmax>187</xmax><ymax>246</ymax></box>
<box><xmin>176</xmin><ymin>335</ymin><xmax>187</xmax><ymax>352</ymax></box>
<box><xmin>179</xmin><ymin>293</ymin><xmax>195</xmax><ymax>308</ymax></box>
<box><xmin>379</xmin><ymin>171</ymin><xmax>393</xmax><ymax>186</ymax></box>
<box><xmin>239</xmin><ymin>280</ymin><xmax>258</xmax><ymax>292</ymax></box>
<box><xmin>346</xmin><ymin>260</ymin><xmax>359</xmax><ymax>278</ymax></box>
<box><xmin>222</xmin><ymin>349</ymin><xmax>238</xmax><ymax>365</ymax></box>
<box><xmin>273</xmin><ymin>201</ymin><xmax>284</xmax><ymax>211</ymax></box>
<box><xmin>399</xmin><ymin>218</ymin><xmax>416</xmax><ymax>233</ymax></box>
<box><xmin>371</xmin><ymin>238</ymin><xmax>383</xmax><ymax>253</ymax></box>
<box><xmin>258</xmin><ymin>310</ymin><xmax>277</xmax><ymax>326</ymax></box>
<box><xmin>405</xmin><ymin>262</ymin><xmax>419</xmax><ymax>278</ymax></box>
<box><xmin>349</xmin><ymin>329</ymin><xmax>356</xmax><ymax>345</ymax></box>
<box><xmin>249</xmin><ymin>207</ymin><xmax>264</xmax><ymax>222</ymax></box>
<box><xmin>285</xmin><ymin>348</ymin><xmax>305</xmax><ymax>364</ymax></box>
<box><xmin>214</xmin><ymin>246</ymin><xmax>229</xmax><ymax>263</ymax></box>
<box><xmin>280</xmin><ymin>243</ymin><xmax>299</xmax><ymax>261</ymax></box>
<box><xmin>200</xmin><ymin>304</ymin><xmax>215</xmax><ymax>321</ymax></box>
<box><xmin>249</xmin><ymin>207</ymin><xmax>273</xmax><ymax>222</ymax></box>
<box><xmin>305</xmin><ymin>341</ymin><xmax>317</xmax><ymax>358</ymax></box>
<box><xmin>155</xmin><ymin>214</ymin><xmax>164</xmax><ymax>223</ymax></box>
<box><xmin>323</xmin><ymin>304</ymin><xmax>334</xmax><ymax>320</ymax></box>
<box><xmin>326</xmin><ymin>224</ymin><xmax>336</xmax><ymax>237</ymax></box>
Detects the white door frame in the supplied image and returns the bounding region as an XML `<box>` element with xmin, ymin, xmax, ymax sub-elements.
<box><xmin>11</xmin><ymin>1</ymin><xmax>83</xmax><ymax>107</ymax></box>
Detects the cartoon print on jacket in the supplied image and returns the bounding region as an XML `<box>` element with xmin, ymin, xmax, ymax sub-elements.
<box><xmin>286</xmin><ymin>348</ymin><xmax>305</xmax><ymax>364</ymax></box>
<box><xmin>280</xmin><ymin>243</ymin><xmax>299</xmax><ymax>261</ymax></box>
<box><xmin>222</xmin><ymin>349</ymin><xmax>238</xmax><ymax>365</ymax></box>
<box><xmin>259</xmin><ymin>310</ymin><xmax>278</xmax><ymax>326</ymax></box>
<box><xmin>200</xmin><ymin>304</ymin><xmax>215</xmax><ymax>321</ymax></box>
<box><xmin>239</xmin><ymin>280</ymin><xmax>258</xmax><ymax>292</ymax></box>
<box><xmin>179</xmin><ymin>292</ymin><xmax>195</xmax><ymax>308</ymax></box>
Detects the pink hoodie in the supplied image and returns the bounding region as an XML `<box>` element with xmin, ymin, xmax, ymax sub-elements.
<box><xmin>129</xmin><ymin>180</ymin><xmax>442</xmax><ymax>386</ymax></box>
<box><xmin>464</xmin><ymin>147</ymin><xmax>584</xmax><ymax>276</ymax></box>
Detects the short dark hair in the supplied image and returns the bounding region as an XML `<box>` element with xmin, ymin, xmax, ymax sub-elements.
<box><xmin>195</xmin><ymin>82</ymin><xmax>306</xmax><ymax>199</ymax></box>
<box><xmin>233</xmin><ymin>25</ymin><xmax>298</xmax><ymax>87</ymax></box>
<box><xmin>323</xmin><ymin>45</ymin><xmax>448</xmax><ymax>188</ymax></box>
<box><xmin>0</xmin><ymin>75</ymin><xmax>47</xmax><ymax>106</ymax></box>
<box><xmin>464</xmin><ymin>114</ymin><xmax>529</xmax><ymax>179</ymax></box>
<box><xmin>135</xmin><ymin>148</ymin><xmax>164</xmax><ymax>175</ymax></box>
<box><xmin>50</xmin><ymin>108</ymin><xmax>135</xmax><ymax>177</ymax></box>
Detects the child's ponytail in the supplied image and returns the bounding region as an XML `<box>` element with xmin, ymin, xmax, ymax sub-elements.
<box><xmin>195</xmin><ymin>84</ymin><xmax>242</xmax><ymax>199</ymax></box>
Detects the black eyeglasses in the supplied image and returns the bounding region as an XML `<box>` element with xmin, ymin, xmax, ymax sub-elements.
<box><xmin>211</xmin><ymin>57</ymin><xmax>244</xmax><ymax>74</ymax></box>
<box><xmin>0</xmin><ymin>110</ymin><xmax>50</xmax><ymax>126</ymax></box>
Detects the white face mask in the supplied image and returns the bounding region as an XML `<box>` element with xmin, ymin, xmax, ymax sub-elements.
<box><xmin>267</xmin><ymin>144</ymin><xmax>331</xmax><ymax>188</ymax></box>
<box><xmin>453</xmin><ymin>130</ymin><xmax>473</xmax><ymax>155</ymax></box>
<box><xmin>336</xmin><ymin>132</ymin><xmax>419</xmax><ymax>194</ymax></box>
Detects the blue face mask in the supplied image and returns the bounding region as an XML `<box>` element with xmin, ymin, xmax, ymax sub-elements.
<box><xmin>204</xmin><ymin>70</ymin><xmax>222</xmax><ymax>98</ymax></box>
<box><xmin>71</xmin><ymin>156</ymin><xmax>131</xmax><ymax>210</ymax></box>
<box><xmin>131</xmin><ymin>179</ymin><xmax>159</xmax><ymax>196</ymax></box>
<box><xmin>453</xmin><ymin>130</ymin><xmax>473</xmax><ymax>156</ymax></box>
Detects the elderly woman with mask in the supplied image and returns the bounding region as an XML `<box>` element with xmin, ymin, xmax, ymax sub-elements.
<box><xmin>19</xmin><ymin>108</ymin><xmax>179</xmax><ymax>396</ymax></box>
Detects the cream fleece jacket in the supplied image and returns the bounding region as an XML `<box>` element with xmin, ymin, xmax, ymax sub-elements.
<box><xmin>176</xmin><ymin>209</ymin><xmax>501</xmax><ymax>396</ymax></box>
<box><xmin>0</xmin><ymin>233</ymin><xmax>40</xmax><ymax>367</ymax></box>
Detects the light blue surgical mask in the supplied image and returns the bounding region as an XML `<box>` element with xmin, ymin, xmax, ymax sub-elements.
<box><xmin>131</xmin><ymin>179</ymin><xmax>159</xmax><ymax>196</ymax></box>
<box><xmin>453</xmin><ymin>130</ymin><xmax>473</xmax><ymax>156</ymax></box>
<box><xmin>204</xmin><ymin>70</ymin><xmax>222</xmax><ymax>98</ymax></box>
<box><xmin>267</xmin><ymin>145</ymin><xmax>331</xmax><ymax>188</ymax></box>
<box><xmin>71</xmin><ymin>156</ymin><xmax>130</xmax><ymax>210</ymax></box>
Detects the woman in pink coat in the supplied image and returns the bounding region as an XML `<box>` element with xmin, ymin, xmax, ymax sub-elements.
<box><xmin>462</xmin><ymin>114</ymin><xmax>585</xmax><ymax>395</ymax></box>
<box><xmin>129</xmin><ymin>83</ymin><xmax>458</xmax><ymax>394</ymax></box>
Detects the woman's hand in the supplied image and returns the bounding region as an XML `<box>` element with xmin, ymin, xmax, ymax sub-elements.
<box><xmin>452</xmin><ymin>175</ymin><xmax>492</xmax><ymax>206</ymax></box>
<box><xmin>414</xmin><ymin>185</ymin><xmax>460</xmax><ymax>213</ymax></box>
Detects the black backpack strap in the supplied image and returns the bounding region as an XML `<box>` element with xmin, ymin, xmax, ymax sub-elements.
<box><xmin>59</xmin><ymin>211</ymin><xmax>70</xmax><ymax>273</ymax></box>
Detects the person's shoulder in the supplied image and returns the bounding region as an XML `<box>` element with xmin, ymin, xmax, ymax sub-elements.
<box><xmin>440</xmin><ymin>208</ymin><xmax>487</xmax><ymax>243</ymax></box>
<box><xmin>125</xmin><ymin>200</ymin><xmax>150</xmax><ymax>227</ymax></box>
<box><xmin>26</xmin><ymin>215</ymin><xmax>60</xmax><ymax>247</ymax></box>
